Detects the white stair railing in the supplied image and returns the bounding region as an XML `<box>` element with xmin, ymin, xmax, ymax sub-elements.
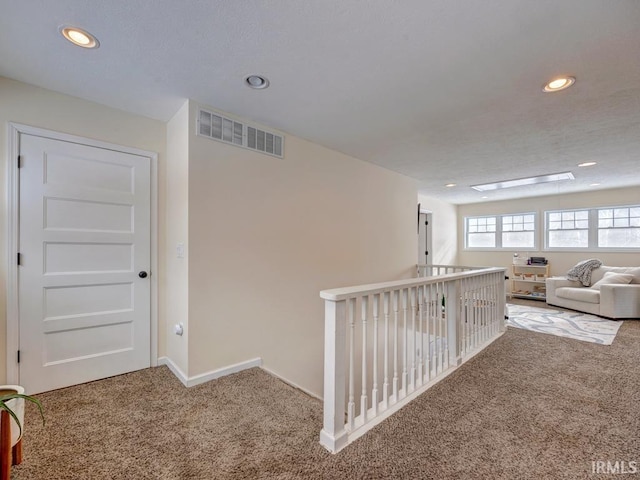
<box><xmin>416</xmin><ymin>263</ymin><xmax>484</xmax><ymax>277</ymax></box>
<box><xmin>319</xmin><ymin>267</ymin><xmax>506</xmax><ymax>453</ymax></box>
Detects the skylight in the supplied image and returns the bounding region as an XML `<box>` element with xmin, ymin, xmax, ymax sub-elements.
<box><xmin>471</xmin><ymin>172</ymin><xmax>575</xmax><ymax>192</ymax></box>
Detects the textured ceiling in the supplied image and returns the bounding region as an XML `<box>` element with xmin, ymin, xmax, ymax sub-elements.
<box><xmin>1</xmin><ymin>0</ymin><xmax>639</xmax><ymax>204</ymax></box>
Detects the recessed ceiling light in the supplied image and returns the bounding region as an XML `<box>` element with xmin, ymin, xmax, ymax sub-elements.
<box><xmin>578</xmin><ymin>161</ymin><xmax>597</xmax><ymax>167</ymax></box>
<box><xmin>590</xmin><ymin>183</ymin><xmax>601</xmax><ymax>186</ymax></box>
<box><xmin>245</xmin><ymin>75</ymin><xmax>270</xmax><ymax>89</ymax></box>
<box><xmin>445</xmin><ymin>183</ymin><xmax>456</xmax><ymax>188</ymax></box>
<box><xmin>59</xmin><ymin>25</ymin><xmax>99</xmax><ymax>48</ymax></box>
<box><xmin>543</xmin><ymin>76</ymin><xmax>575</xmax><ymax>93</ymax></box>
<box><xmin>471</xmin><ymin>172</ymin><xmax>575</xmax><ymax>191</ymax></box>
<box><xmin>481</xmin><ymin>196</ymin><xmax>489</xmax><ymax>199</ymax></box>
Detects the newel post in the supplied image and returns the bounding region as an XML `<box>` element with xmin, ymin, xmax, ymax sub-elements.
<box><xmin>319</xmin><ymin>297</ymin><xmax>348</xmax><ymax>453</ymax></box>
<box><xmin>445</xmin><ymin>279</ymin><xmax>462</xmax><ymax>367</ymax></box>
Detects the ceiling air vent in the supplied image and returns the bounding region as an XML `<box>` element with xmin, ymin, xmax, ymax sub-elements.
<box><xmin>197</xmin><ymin>108</ymin><xmax>284</xmax><ymax>158</ymax></box>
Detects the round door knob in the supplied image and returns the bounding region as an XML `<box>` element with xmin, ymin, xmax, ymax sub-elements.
<box><xmin>139</xmin><ymin>271</ymin><xmax>148</xmax><ymax>278</ymax></box>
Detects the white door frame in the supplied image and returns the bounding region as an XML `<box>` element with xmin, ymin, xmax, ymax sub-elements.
<box><xmin>6</xmin><ymin>122</ymin><xmax>159</xmax><ymax>384</ymax></box>
<box><xmin>418</xmin><ymin>208</ymin><xmax>433</xmax><ymax>265</ymax></box>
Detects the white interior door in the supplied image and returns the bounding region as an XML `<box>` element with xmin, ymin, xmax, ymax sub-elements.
<box><xmin>18</xmin><ymin>133</ymin><xmax>151</xmax><ymax>394</ymax></box>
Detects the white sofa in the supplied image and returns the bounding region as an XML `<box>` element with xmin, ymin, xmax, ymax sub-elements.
<box><xmin>546</xmin><ymin>266</ymin><xmax>640</xmax><ymax>319</ymax></box>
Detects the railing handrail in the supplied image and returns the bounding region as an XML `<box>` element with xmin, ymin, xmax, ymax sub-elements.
<box><xmin>416</xmin><ymin>263</ymin><xmax>489</xmax><ymax>270</ymax></box>
<box><xmin>320</xmin><ymin>267</ymin><xmax>505</xmax><ymax>301</ymax></box>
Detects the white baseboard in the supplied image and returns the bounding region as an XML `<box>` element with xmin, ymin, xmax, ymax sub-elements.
<box><xmin>157</xmin><ymin>356</ymin><xmax>188</xmax><ymax>386</ymax></box>
<box><xmin>261</xmin><ymin>366</ymin><xmax>323</xmax><ymax>401</ymax></box>
<box><xmin>157</xmin><ymin>356</ymin><xmax>263</xmax><ymax>388</ymax></box>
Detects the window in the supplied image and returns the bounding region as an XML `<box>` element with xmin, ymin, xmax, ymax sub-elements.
<box><xmin>598</xmin><ymin>206</ymin><xmax>640</xmax><ymax>248</ymax></box>
<box><xmin>466</xmin><ymin>216</ymin><xmax>496</xmax><ymax>248</ymax></box>
<box><xmin>545</xmin><ymin>205</ymin><xmax>640</xmax><ymax>250</ymax></box>
<box><xmin>546</xmin><ymin>209</ymin><xmax>589</xmax><ymax>248</ymax></box>
<box><xmin>502</xmin><ymin>214</ymin><xmax>535</xmax><ymax>248</ymax></box>
<box><xmin>465</xmin><ymin>213</ymin><xmax>536</xmax><ymax>249</ymax></box>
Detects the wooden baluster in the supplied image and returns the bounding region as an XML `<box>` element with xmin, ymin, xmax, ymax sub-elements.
<box><xmin>442</xmin><ymin>281</ymin><xmax>448</xmax><ymax>372</ymax></box>
<box><xmin>473</xmin><ymin>277</ymin><xmax>482</xmax><ymax>350</ymax></box>
<box><xmin>361</xmin><ymin>295</ymin><xmax>368</xmax><ymax>422</ymax></box>
<box><xmin>482</xmin><ymin>282</ymin><xmax>487</xmax><ymax>343</ymax></box>
<box><xmin>347</xmin><ymin>298</ymin><xmax>355</xmax><ymax>430</ymax></box>
<box><xmin>467</xmin><ymin>281</ymin><xmax>472</xmax><ymax>352</ymax></box>
<box><xmin>392</xmin><ymin>290</ymin><xmax>399</xmax><ymax>401</ymax></box>
<box><xmin>472</xmin><ymin>281</ymin><xmax>477</xmax><ymax>349</ymax></box>
<box><xmin>475</xmin><ymin>282</ymin><xmax>481</xmax><ymax>346</ymax></box>
<box><xmin>410</xmin><ymin>287</ymin><xmax>417</xmax><ymax>391</ymax></box>
<box><xmin>497</xmin><ymin>273</ymin><xmax>500</xmax><ymax>333</ymax></box>
<box><xmin>436</xmin><ymin>285</ymin><xmax>442</xmax><ymax>375</ymax></box>
<box><xmin>476</xmin><ymin>282</ymin><xmax>480</xmax><ymax>346</ymax></box>
<box><xmin>466</xmin><ymin>281</ymin><xmax>472</xmax><ymax>352</ymax></box>
<box><xmin>417</xmin><ymin>286</ymin><xmax>424</xmax><ymax>385</ymax></box>
<box><xmin>495</xmin><ymin>274</ymin><xmax>500</xmax><ymax>334</ymax></box>
<box><xmin>446</xmin><ymin>278</ymin><xmax>462</xmax><ymax>368</ymax></box>
<box><xmin>443</xmin><ymin>282</ymin><xmax>448</xmax><ymax>372</ymax></box>
<box><xmin>372</xmin><ymin>294</ymin><xmax>379</xmax><ymax>416</ymax></box>
<box><xmin>479</xmin><ymin>280</ymin><xmax>484</xmax><ymax>344</ymax></box>
<box><xmin>438</xmin><ymin>285</ymin><xmax>448</xmax><ymax>371</ymax></box>
<box><xmin>465</xmin><ymin>280</ymin><xmax>471</xmax><ymax>355</ymax></box>
<box><xmin>432</xmin><ymin>282</ymin><xmax>445</xmax><ymax>376</ymax></box>
<box><xmin>383</xmin><ymin>291</ymin><xmax>390</xmax><ymax>408</ymax></box>
<box><xmin>492</xmin><ymin>274</ymin><xmax>498</xmax><ymax>336</ymax></box>
<box><xmin>419</xmin><ymin>285</ymin><xmax>429</xmax><ymax>384</ymax></box>
<box><xmin>491</xmin><ymin>277</ymin><xmax>496</xmax><ymax>335</ymax></box>
<box><xmin>424</xmin><ymin>284</ymin><xmax>435</xmax><ymax>382</ymax></box>
<box><xmin>471</xmin><ymin>280</ymin><xmax>477</xmax><ymax>350</ymax></box>
<box><xmin>402</xmin><ymin>288</ymin><xmax>408</xmax><ymax>396</ymax></box>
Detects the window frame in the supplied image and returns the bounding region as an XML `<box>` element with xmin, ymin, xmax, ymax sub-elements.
<box><xmin>464</xmin><ymin>212</ymin><xmax>537</xmax><ymax>251</ymax></box>
<box><xmin>544</xmin><ymin>204</ymin><xmax>640</xmax><ymax>251</ymax></box>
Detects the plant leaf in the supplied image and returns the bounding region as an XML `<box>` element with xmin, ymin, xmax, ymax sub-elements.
<box><xmin>0</xmin><ymin>401</ymin><xmax>24</xmax><ymax>438</ymax></box>
<box><xmin>0</xmin><ymin>393</ymin><xmax>46</xmax><ymax>438</ymax></box>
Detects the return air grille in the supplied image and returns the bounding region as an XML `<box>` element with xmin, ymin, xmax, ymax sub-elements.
<box><xmin>198</xmin><ymin>108</ymin><xmax>284</xmax><ymax>158</ymax></box>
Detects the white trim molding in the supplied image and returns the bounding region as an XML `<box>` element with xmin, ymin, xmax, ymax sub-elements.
<box><xmin>261</xmin><ymin>366</ymin><xmax>322</xmax><ymax>401</ymax></box>
<box><xmin>158</xmin><ymin>357</ymin><xmax>263</xmax><ymax>388</ymax></box>
<box><xmin>6</xmin><ymin>123</ymin><xmax>21</xmax><ymax>384</ymax></box>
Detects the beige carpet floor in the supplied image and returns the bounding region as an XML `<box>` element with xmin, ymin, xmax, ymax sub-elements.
<box><xmin>13</xmin><ymin>313</ymin><xmax>640</xmax><ymax>479</ymax></box>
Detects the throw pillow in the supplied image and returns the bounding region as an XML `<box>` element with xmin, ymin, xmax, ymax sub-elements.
<box><xmin>590</xmin><ymin>272</ymin><xmax>634</xmax><ymax>290</ymax></box>
<box><xmin>623</xmin><ymin>267</ymin><xmax>640</xmax><ymax>284</ymax></box>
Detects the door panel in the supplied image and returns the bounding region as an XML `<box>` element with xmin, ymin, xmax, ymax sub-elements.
<box><xmin>18</xmin><ymin>134</ymin><xmax>151</xmax><ymax>393</ymax></box>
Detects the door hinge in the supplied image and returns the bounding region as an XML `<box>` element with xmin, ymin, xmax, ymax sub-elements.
<box><xmin>425</xmin><ymin>221</ymin><xmax>428</xmax><ymax>225</ymax></box>
<box><xmin>17</xmin><ymin>252</ymin><xmax>22</xmax><ymax>266</ymax></box>
<box><xmin>17</xmin><ymin>155</ymin><xmax>22</xmax><ymax>168</ymax></box>
<box><xmin>17</xmin><ymin>350</ymin><xmax>20</xmax><ymax>364</ymax></box>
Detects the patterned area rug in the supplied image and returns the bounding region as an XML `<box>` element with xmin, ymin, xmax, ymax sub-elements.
<box><xmin>507</xmin><ymin>303</ymin><xmax>623</xmax><ymax>345</ymax></box>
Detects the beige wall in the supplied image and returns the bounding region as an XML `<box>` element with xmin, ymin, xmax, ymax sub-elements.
<box><xmin>0</xmin><ymin>80</ymin><xmax>417</xmax><ymax>396</ymax></box>
<box><xmin>186</xmin><ymin>101</ymin><xmax>418</xmax><ymax>395</ymax></box>
<box><xmin>0</xmin><ymin>77</ymin><xmax>167</xmax><ymax>383</ymax></box>
<box><xmin>457</xmin><ymin>187</ymin><xmax>640</xmax><ymax>275</ymax></box>
<box><xmin>418</xmin><ymin>193</ymin><xmax>458</xmax><ymax>265</ymax></box>
<box><xmin>165</xmin><ymin>101</ymin><xmax>190</xmax><ymax>374</ymax></box>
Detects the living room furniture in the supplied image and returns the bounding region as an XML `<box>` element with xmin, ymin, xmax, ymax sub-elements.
<box><xmin>511</xmin><ymin>263</ymin><xmax>550</xmax><ymax>300</ymax></box>
<box><xmin>546</xmin><ymin>266</ymin><xmax>640</xmax><ymax>319</ymax></box>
